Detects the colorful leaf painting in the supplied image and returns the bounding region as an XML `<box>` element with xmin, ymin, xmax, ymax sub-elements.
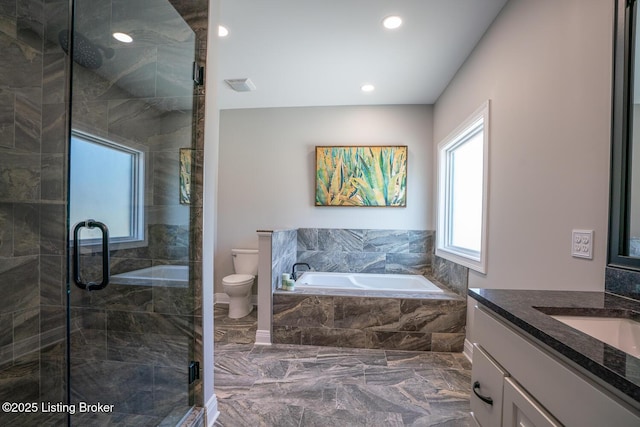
<box><xmin>315</xmin><ymin>146</ymin><xmax>407</xmax><ymax>206</ymax></box>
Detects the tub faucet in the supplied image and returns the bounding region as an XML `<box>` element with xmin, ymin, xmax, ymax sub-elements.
<box><xmin>291</xmin><ymin>263</ymin><xmax>311</xmax><ymax>280</ymax></box>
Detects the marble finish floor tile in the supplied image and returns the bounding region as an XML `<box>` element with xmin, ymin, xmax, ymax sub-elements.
<box><xmin>214</xmin><ymin>342</ymin><xmax>472</xmax><ymax>427</ymax></box>
<box><xmin>214</xmin><ymin>304</ymin><xmax>258</xmax><ymax>344</ymax></box>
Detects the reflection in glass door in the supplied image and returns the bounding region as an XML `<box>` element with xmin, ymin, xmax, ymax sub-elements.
<box><xmin>68</xmin><ymin>0</ymin><xmax>198</xmax><ymax>424</ymax></box>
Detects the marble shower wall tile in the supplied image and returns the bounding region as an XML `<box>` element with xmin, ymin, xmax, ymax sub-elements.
<box><xmin>0</xmin><ymin>256</ymin><xmax>40</xmax><ymax>316</ymax></box>
<box><xmin>0</xmin><ymin>91</ymin><xmax>15</xmax><ymax>148</ymax></box>
<box><xmin>0</xmin><ymin>152</ymin><xmax>41</xmax><ymax>201</ymax></box>
<box><xmin>157</xmin><ymin>43</ymin><xmax>198</xmax><ymax>97</ymax></box>
<box><xmin>71</xmin><ymin>358</ymin><xmax>155</xmax><ymax>415</ymax></box>
<box><xmin>1</xmin><ymin>0</ymin><xmax>208</xmax><ymax>417</ymax></box>
<box><xmin>0</xmin><ymin>3</ymin><xmax>48</xmax><ymax>405</ymax></box>
<box><xmin>0</xmin><ymin>2</ymin><xmax>206</xmax><ymax>424</ymax></box>
<box><xmin>40</xmin><ymin>153</ymin><xmax>64</xmax><ymax>201</ymax></box>
<box><xmin>107</xmin><ymin>330</ymin><xmax>188</xmax><ymax>367</ymax></box>
<box><xmin>14</xmin><ymin>93</ymin><xmax>41</xmax><ymax>153</ymax></box>
<box><xmin>13</xmin><ymin>203</ymin><xmax>39</xmax><ymax>256</ymax></box>
<box><xmin>0</xmin><ymin>203</ymin><xmax>14</xmax><ymax>256</ymax></box>
<box><xmin>112</xmin><ymin>0</ymin><xmax>195</xmax><ymax>46</ymax></box>
<box><xmin>41</xmin><ymin>102</ymin><xmax>66</xmax><ymax>154</ymax></box>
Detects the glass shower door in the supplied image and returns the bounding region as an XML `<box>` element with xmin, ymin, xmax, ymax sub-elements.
<box><xmin>68</xmin><ymin>0</ymin><xmax>198</xmax><ymax>424</ymax></box>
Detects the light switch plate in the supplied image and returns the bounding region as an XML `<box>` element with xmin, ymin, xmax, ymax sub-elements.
<box><xmin>572</xmin><ymin>229</ymin><xmax>593</xmax><ymax>259</ymax></box>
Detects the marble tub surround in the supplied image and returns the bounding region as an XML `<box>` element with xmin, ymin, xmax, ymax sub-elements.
<box><xmin>272</xmin><ymin>292</ymin><xmax>466</xmax><ymax>352</ymax></box>
<box><xmin>271</xmin><ymin>229</ymin><xmax>297</xmax><ymax>290</ymax></box>
<box><xmin>432</xmin><ymin>255</ymin><xmax>469</xmax><ymax>296</ymax></box>
<box><xmin>296</xmin><ymin>228</ymin><xmax>432</xmax><ymax>275</ymax></box>
<box><xmin>468</xmin><ymin>288</ymin><xmax>640</xmax><ymax>407</ymax></box>
<box><xmin>264</xmin><ymin>228</ymin><xmax>468</xmax><ymax>296</ymax></box>
<box><xmin>214</xmin><ymin>342</ymin><xmax>472</xmax><ymax>426</ymax></box>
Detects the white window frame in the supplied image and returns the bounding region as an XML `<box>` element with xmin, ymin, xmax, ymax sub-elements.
<box><xmin>436</xmin><ymin>100</ymin><xmax>490</xmax><ymax>273</ymax></box>
<box><xmin>70</xmin><ymin>130</ymin><xmax>146</xmax><ymax>247</ymax></box>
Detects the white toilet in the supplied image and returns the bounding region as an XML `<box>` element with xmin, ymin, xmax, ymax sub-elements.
<box><xmin>222</xmin><ymin>249</ymin><xmax>258</xmax><ymax>319</ymax></box>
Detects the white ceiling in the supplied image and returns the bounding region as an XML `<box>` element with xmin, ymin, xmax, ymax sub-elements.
<box><xmin>217</xmin><ymin>0</ymin><xmax>508</xmax><ymax>110</ymax></box>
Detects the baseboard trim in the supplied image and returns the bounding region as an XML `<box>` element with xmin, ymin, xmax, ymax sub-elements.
<box><xmin>205</xmin><ymin>394</ymin><xmax>219</xmax><ymax>427</ymax></box>
<box><xmin>255</xmin><ymin>329</ymin><xmax>272</xmax><ymax>345</ymax></box>
<box><xmin>463</xmin><ymin>338</ymin><xmax>473</xmax><ymax>363</ymax></box>
<box><xmin>214</xmin><ymin>293</ymin><xmax>258</xmax><ymax>305</ymax></box>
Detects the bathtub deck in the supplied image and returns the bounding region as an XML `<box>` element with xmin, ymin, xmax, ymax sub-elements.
<box><xmin>276</xmin><ymin>275</ymin><xmax>460</xmax><ymax>300</ymax></box>
<box><xmin>274</xmin><ymin>287</ymin><xmax>460</xmax><ymax>300</ymax></box>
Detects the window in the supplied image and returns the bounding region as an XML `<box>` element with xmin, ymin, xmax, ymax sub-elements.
<box><xmin>436</xmin><ymin>101</ymin><xmax>489</xmax><ymax>273</ymax></box>
<box><xmin>70</xmin><ymin>131</ymin><xmax>145</xmax><ymax>244</ymax></box>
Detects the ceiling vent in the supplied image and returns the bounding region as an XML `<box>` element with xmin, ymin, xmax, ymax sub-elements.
<box><xmin>224</xmin><ymin>78</ymin><xmax>256</xmax><ymax>92</ymax></box>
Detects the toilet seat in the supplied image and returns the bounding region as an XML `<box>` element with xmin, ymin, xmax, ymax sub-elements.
<box><xmin>222</xmin><ymin>274</ymin><xmax>254</xmax><ymax>285</ymax></box>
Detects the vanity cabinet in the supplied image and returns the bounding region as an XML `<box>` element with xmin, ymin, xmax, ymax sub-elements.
<box><xmin>471</xmin><ymin>343</ymin><xmax>559</xmax><ymax>427</ymax></box>
<box><xmin>470</xmin><ymin>344</ymin><xmax>506</xmax><ymax>427</ymax></box>
<box><xmin>471</xmin><ymin>304</ymin><xmax>640</xmax><ymax>427</ymax></box>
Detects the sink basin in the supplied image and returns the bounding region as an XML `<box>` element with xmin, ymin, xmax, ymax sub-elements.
<box><xmin>551</xmin><ymin>315</ymin><xmax>640</xmax><ymax>358</ymax></box>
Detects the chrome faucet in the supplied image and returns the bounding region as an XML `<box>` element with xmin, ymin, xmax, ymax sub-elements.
<box><xmin>291</xmin><ymin>263</ymin><xmax>311</xmax><ymax>280</ymax></box>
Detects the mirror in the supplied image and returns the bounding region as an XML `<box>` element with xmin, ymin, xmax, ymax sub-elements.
<box><xmin>610</xmin><ymin>0</ymin><xmax>640</xmax><ymax>268</ymax></box>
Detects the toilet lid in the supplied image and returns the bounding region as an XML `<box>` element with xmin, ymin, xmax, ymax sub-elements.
<box><xmin>223</xmin><ymin>273</ymin><xmax>254</xmax><ymax>285</ymax></box>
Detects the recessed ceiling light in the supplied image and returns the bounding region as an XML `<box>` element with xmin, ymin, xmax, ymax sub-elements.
<box><xmin>218</xmin><ymin>25</ymin><xmax>229</xmax><ymax>37</ymax></box>
<box><xmin>361</xmin><ymin>84</ymin><xmax>375</xmax><ymax>93</ymax></box>
<box><xmin>112</xmin><ymin>32</ymin><xmax>133</xmax><ymax>43</ymax></box>
<box><xmin>383</xmin><ymin>15</ymin><xmax>402</xmax><ymax>30</ymax></box>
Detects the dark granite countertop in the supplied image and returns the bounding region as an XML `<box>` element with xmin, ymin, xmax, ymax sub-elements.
<box><xmin>468</xmin><ymin>288</ymin><xmax>640</xmax><ymax>407</ymax></box>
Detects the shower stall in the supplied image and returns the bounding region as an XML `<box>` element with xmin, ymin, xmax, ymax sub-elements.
<box><xmin>0</xmin><ymin>0</ymin><xmax>208</xmax><ymax>425</ymax></box>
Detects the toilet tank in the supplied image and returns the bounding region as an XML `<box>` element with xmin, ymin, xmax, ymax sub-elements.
<box><xmin>231</xmin><ymin>249</ymin><xmax>259</xmax><ymax>275</ymax></box>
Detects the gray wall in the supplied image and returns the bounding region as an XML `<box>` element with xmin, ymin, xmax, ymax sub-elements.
<box><xmin>432</xmin><ymin>0</ymin><xmax>613</xmax><ymax>343</ymax></box>
<box><xmin>215</xmin><ymin>105</ymin><xmax>434</xmax><ymax>294</ymax></box>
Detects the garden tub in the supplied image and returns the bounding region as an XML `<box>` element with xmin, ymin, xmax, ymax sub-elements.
<box><xmin>294</xmin><ymin>271</ymin><xmax>443</xmax><ymax>294</ymax></box>
<box><xmin>110</xmin><ymin>265</ymin><xmax>188</xmax><ymax>288</ymax></box>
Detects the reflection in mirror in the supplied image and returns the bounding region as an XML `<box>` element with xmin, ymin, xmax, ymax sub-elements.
<box><xmin>630</xmin><ymin>3</ymin><xmax>640</xmax><ymax>256</ymax></box>
<box><xmin>611</xmin><ymin>0</ymin><xmax>640</xmax><ymax>268</ymax></box>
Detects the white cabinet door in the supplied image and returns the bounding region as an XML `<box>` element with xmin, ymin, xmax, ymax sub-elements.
<box><xmin>502</xmin><ymin>377</ymin><xmax>562</xmax><ymax>427</ymax></box>
<box><xmin>471</xmin><ymin>344</ymin><xmax>508</xmax><ymax>427</ymax></box>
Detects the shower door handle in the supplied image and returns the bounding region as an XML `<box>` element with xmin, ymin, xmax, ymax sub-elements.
<box><xmin>73</xmin><ymin>220</ymin><xmax>110</xmax><ymax>291</ymax></box>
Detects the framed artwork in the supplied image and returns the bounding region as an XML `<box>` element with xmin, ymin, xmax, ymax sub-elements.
<box><xmin>315</xmin><ymin>145</ymin><xmax>407</xmax><ymax>207</ymax></box>
<box><xmin>179</xmin><ymin>148</ymin><xmax>192</xmax><ymax>204</ymax></box>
